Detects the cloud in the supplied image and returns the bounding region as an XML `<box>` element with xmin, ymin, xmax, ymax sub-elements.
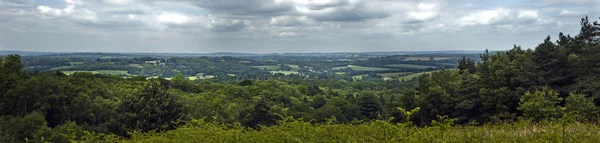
<box><xmin>104</xmin><ymin>0</ymin><xmax>135</xmax><ymax>5</ymax></box>
<box><xmin>207</xmin><ymin>17</ymin><xmax>248</xmax><ymax>32</ymax></box>
<box><xmin>457</xmin><ymin>8</ymin><xmax>512</xmax><ymax>26</ymax></box>
<box><xmin>294</xmin><ymin>0</ymin><xmax>389</xmax><ymax>22</ymax></box>
<box><xmin>270</xmin><ymin>15</ymin><xmax>314</xmax><ymax>26</ymax></box>
<box><xmin>1</xmin><ymin>0</ymin><xmax>599</xmax><ymax>53</ymax></box>
<box><xmin>188</xmin><ymin>0</ymin><xmax>294</xmax><ymax>16</ymax></box>
<box><xmin>157</xmin><ymin>12</ymin><xmax>189</xmax><ymax>24</ymax></box>
<box><xmin>559</xmin><ymin>10</ymin><xmax>586</xmax><ymax>16</ymax></box>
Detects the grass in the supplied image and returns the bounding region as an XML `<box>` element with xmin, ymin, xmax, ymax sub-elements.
<box><xmin>377</xmin><ymin>72</ymin><xmax>412</xmax><ymax>77</ymax></box>
<box><xmin>403</xmin><ymin>57</ymin><xmax>431</xmax><ymax>61</ymax></box>
<box><xmin>335</xmin><ymin>72</ymin><xmax>346</xmax><ymax>75</ymax></box>
<box><xmin>47</xmin><ymin>66</ymin><xmax>75</xmax><ymax>71</ymax></box>
<box><xmin>333</xmin><ymin>65</ymin><xmax>392</xmax><ymax>71</ymax></box>
<box><xmin>332</xmin><ymin>66</ymin><xmax>349</xmax><ymax>70</ymax></box>
<box><xmin>347</xmin><ymin>65</ymin><xmax>393</xmax><ymax>71</ymax></box>
<box><xmin>128</xmin><ymin>64</ymin><xmax>143</xmax><ymax>68</ymax></box>
<box><xmin>67</xmin><ymin>62</ymin><xmax>84</xmax><ymax>66</ymax></box>
<box><xmin>286</xmin><ymin>64</ymin><xmax>301</xmax><ymax>70</ymax></box>
<box><xmin>62</xmin><ymin>70</ymin><xmax>130</xmax><ymax>76</ymax></box>
<box><xmin>403</xmin><ymin>57</ymin><xmax>453</xmax><ymax>61</ymax></box>
<box><xmin>252</xmin><ymin>65</ymin><xmax>280</xmax><ymax>71</ymax></box>
<box><xmin>387</xmin><ymin>64</ymin><xmax>436</xmax><ymax>69</ymax></box>
<box><xmin>398</xmin><ymin>71</ymin><xmax>435</xmax><ymax>81</ymax></box>
<box><xmin>270</xmin><ymin>71</ymin><xmax>299</xmax><ymax>75</ymax></box>
<box><xmin>115</xmin><ymin>119</ymin><xmax>600</xmax><ymax>143</ymax></box>
<box><xmin>352</xmin><ymin>74</ymin><xmax>368</xmax><ymax>80</ymax></box>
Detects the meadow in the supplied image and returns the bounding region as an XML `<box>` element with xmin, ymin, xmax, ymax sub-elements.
<box><xmin>332</xmin><ymin>65</ymin><xmax>392</xmax><ymax>71</ymax></box>
<box><xmin>252</xmin><ymin>65</ymin><xmax>280</xmax><ymax>71</ymax></box>
<box><xmin>61</xmin><ymin>70</ymin><xmax>130</xmax><ymax>76</ymax></box>
<box><xmin>377</xmin><ymin>72</ymin><xmax>412</xmax><ymax>77</ymax></box>
<box><xmin>387</xmin><ymin>64</ymin><xmax>436</xmax><ymax>69</ymax></box>
<box><xmin>108</xmin><ymin>118</ymin><xmax>600</xmax><ymax>143</ymax></box>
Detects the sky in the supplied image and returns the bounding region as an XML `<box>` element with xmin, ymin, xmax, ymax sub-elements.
<box><xmin>0</xmin><ymin>0</ymin><xmax>598</xmax><ymax>53</ymax></box>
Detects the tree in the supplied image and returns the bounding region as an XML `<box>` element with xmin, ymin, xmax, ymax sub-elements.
<box><xmin>0</xmin><ymin>54</ymin><xmax>27</xmax><ymax>115</ymax></box>
<box><xmin>565</xmin><ymin>93</ymin><xmax>599</xmax><ymax>120</ymax></box>
<box><xmin>114</xmin><ymin>79</ymin><xmax>184</xmax><ymax>136</ymax></box>
<box><xmin>517</xmin><ymin>87</ymin><xmax>562</xmax><ymax>121</ymax></box>
<box><xmin>357</xmin><ymin>92</ymin><xmax>383</xmax><ymax>119</ymax></box>
<box><xmin>316</xmin><ymin>105</ymin><xmax>348</xmax><ymax>123</ymax></box>
<box><xmin>0</xmin><ymin>112</ymin><xmax>48</xmax><ymax>142</ymax></box>
<box><xmin>242</xmin><ymin>100</ymin><xmax>278</xmax><ymax>129</ymax></box>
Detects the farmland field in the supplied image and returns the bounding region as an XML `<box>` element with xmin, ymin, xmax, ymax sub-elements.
<box><xmin>68</xmin><ymin>62</ymin><xmax>84</xmax><ymax>65</ymax></box>
<box><xmin>387</xmin><ymin>64</ymin><xmax>436</xmax><ymax>69</ymax></box>
<box><xmin>47</xmin><ymin>66</ymin><xmax>75</xmax><ymax>71</ymax></box>
<box><xmin>270</xmin><ymin>71</ymin><xmax>299</xmax><ymax>75</ymax></box>
<box><xmin>128</xmin><ymin>64</ymin><xmax>143</xmax><ymax>68</ymax></box>
<box><xmin>352</xmin><ymin>74</ymin><xmax>368</xmax><ymax>80</ymax></box>
<box><xmin>62</xmin><ymin>70</ymin><xmax>130</xmax><ymax>76</ymax></box>
<box><xmin>403</xmin><ymin>57</ymin><xmax>453</xmax><ymax>61</ymax></box>
<box><xmin>252</xmin><ymin>65</ymin><xmax>280</xmax><ymax>70</ymax></box>
<box><xmin>333</xmin><ymin>65</ymin><xmax>392</xmax><ymax>71</ymax></box>
<box><xmin>377</xmin><ymin>72</ymin><xmax>411</xmax><ymax>77</ymax></box>
<box><xmin>286</xmin><ymin>64</ymin><xmax>301</xmax><ymax>70</ymax></box>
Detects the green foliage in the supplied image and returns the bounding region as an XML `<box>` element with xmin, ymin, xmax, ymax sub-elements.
<box><xmin>116</xmin><ymin>119</ymin><xmax>600</xmax><ymax>143</ymax></box>
<box><xmin>113</xmin><ymin>79</ymin><xmax>184</xmax><ymax>136</ymax></box>
<box><xmin>242</xmin><ymin>100</ymin><xmax>279</xmax><ymax>129</ymax></box>
<box><xmin>518</xmin><ymin>87</ymin><xmax>562</xmax><ymax>121</ymax></box>
<box><xmin>0</xmin><ymin>112</ymin><xmax>47</xmax><ymax>143</ymax></box>
<box><xmin>565</xmin><ymin>93</ymin><xmax>599</xmax><ymax>120</ymax></box>
<box><xmin>357</xmin><ymin>92</ymin><xmax>383</xmax><ymax>119</ymax></box>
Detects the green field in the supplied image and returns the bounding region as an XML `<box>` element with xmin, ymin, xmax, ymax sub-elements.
<box><xmin>387</xmin><ymin>64</ymin><xmax>436</xmax><ymax>69</ymax></box>
<box><xmin>398</xmin><ymin>71</ymin><xmax>437</xmax><ymax>81</ymax></box>
<box><xmin>332</xmin><ymin>66</ymin><xmax>349</xmax><ymax>70</ymax></box>
<box><xmin>403</xmin><ymin>57</ymin><xmax>453</xmax><ymax>61</ymax></box>
<box><xmin>270</xmin><ymin>71</ymin><xmax>299</xmax><ymax>75</ymax></box>
<box><xmin>62</xmin><ymin>70</ymin><xmax>130</xmax><ymax>76</ymax></box>
<box><xmin>333</xmin><ymin>65</ymin><xmax>392</xmax><ymax>71</ymax></box>
<box><xmin>67</xmin><ymin>62</ymin><xmax>84</xmax><ymax>65</ymax></box>
<box><xmin>377</xmin><ymin>72</ymin><xmax>412</xmax><ymax>77</ymax></box>
<box><xmin>352</xmin><ymin>74</ymin><xmax>368</xmax><ymax>80</ymax></box>
<box><xmin>252</xmin><ymin>65</ymin><xmax>280</xmax><ymax>70</ymax></box>
<box><xmin>128</xmin><ymin>64</ymin><xmax>143</xmax><ymax>68</ymax></box>
<box><xmin>286</xmin><ymin>64</ymin><xmax>301</xmax><ymax>70</ymax></box>
<box><xmin>347</xmin><ymin>65</ymin><xmax>393</xmax><ymax>71</ymax></box>
<box><xmin>47</xmin><ymin>66</ymin><xmax>75</xmax><ymax>71</ymax></box>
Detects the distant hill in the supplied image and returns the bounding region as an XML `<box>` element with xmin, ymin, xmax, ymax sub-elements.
<box><xmin>0</xmin><ymin>50</ymin><xmax>68</xmax><ymax>56</ymax></box>
<box><xmin>0</xmin><ymin>50</ymin><xmax>484</xmax><ymax>57</ymax></box>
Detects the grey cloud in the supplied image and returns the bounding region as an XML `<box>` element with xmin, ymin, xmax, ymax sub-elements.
<box><xmin>208</xmin><ymin>18</ymin><xmax>247</xmax><ymax>32</ymax></box>
<box><xmin>189</xmin><ymin>0</ymin><xmax>294</xmax><ymax>16</ymax></box>
<box><xmin>270</xmin><ymin>16</ymin><xmax>315</xmax><ymax>27</ymax></box>
<box><xmin>309</xmin><ymin>6</ymin><xmax>389</xmax><ymax>22</ymax></box>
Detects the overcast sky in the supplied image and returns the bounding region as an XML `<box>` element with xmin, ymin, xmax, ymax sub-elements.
<box><xmin>0</xmin><ymin>0</ymin><xmax>598</xmax><ymax>53</ymax></box>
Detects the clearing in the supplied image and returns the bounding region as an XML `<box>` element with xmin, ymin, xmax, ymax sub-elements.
<box><xmin>377</xmin><ymin>72</ymin><xmax>412</xmax><ymax>77</ymax></box>
<box><xmin>62</xmin><ymin>70</ymin><xmax>130</xmax><ymax>76</ymax></box>
<box><xmin>333</xmin><ymin>65</ymin><xmax>392</xmax><ymax>71</ymax></box>
<box><xmin>252</xmin><ymin>65</ymin><xmax>280</xmax><ymax>70</ymax></box>
<box><xmin>387</xmin><ymin>64</ymin><xmax>436</xmax><ymax>69</ymax></box>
